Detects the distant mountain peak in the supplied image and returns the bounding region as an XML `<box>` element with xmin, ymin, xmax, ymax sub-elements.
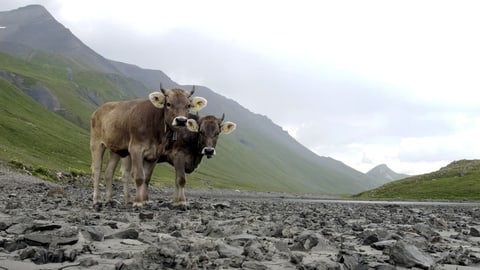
<box><xmin>366</xmin><ymin>164</ymin><xmax>409</xmax><ymax>184</ymax></box>
<box><xmin>16</xmin><ymin>4</ymin><xmax>48</xmax><ymax>11</ymax></box>
<box><xmin>0</xmin><ymin>4</ymin><xmax>121</xmax><ymax>74</ymax></box>
<box><xmin>5</xmin><ymin>4</ymin><xmax>53</xmax><ymax>21</ymax></box>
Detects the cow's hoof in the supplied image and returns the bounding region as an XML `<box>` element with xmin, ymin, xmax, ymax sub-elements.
<box><xmin>132</xmin><ymin>202</ymin><xmax>144</xmax><ymax>208</ymax></box>
<box><xmin>93</xmin><ymin>202</ymin><xmax>103</xmax><ymax>212</ymax></box>
<box><xmin>172</xmin><ymin>202</ymin><xmax>188</xmax><ymax>212</ymax></box>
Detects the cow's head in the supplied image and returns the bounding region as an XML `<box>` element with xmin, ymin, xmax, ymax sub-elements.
<box><xmin>186</xmin><ymin>114</ymin><xmax>237</xmax><ymax>158</ymax></box>
<box><xmin>149</xmin><ymin>85</ymin><xmax>207</xmax><ymax>128</ymax></box>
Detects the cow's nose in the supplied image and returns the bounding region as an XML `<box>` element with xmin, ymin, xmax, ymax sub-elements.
<box><xmin>202</xmin><ymin>147</ymin><xmax>216</xmax><ymax>158</ymax></box>
<box><xmin>173</xmin><ymin>116</ymin><xmax>188</xmax><ymax>126</ymax></box>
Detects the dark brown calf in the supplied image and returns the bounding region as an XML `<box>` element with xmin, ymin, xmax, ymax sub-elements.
<box><xmin>121</xmin><ymin>114</ymin><xmax>237</xmax><ymax>208</ymax></box>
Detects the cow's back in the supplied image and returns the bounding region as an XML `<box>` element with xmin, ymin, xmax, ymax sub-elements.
<box><xmin>90</xmin><ymin>98</ymin><xmax>163</xmax><ymax>154</ymax></box>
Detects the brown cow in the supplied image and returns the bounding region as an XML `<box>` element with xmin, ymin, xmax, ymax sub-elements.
<box><xmin>90</xmin><ymin>87</ymin><xmax>207</xmax><ymax>208</ymax></box>
<box><xmin>121</xmin><ymin>114</ymin><xmax>237</xmax><ymax>209</ymax></box>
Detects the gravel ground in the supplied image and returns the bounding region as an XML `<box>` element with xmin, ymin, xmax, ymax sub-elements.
<box><xmin>1</xmin><ymin>162</ymin><xmax>480</xmax><ymax>270</ymax></box>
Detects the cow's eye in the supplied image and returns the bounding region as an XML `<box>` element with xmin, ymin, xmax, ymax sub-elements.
<box><xmin>166</xmin><ymin>102</ymin><xmax>171</xmax><ymax>107</ymax></box>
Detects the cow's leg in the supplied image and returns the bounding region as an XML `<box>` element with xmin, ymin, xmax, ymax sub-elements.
<box><xmin>121</xmin><ymin>156</ymin><xmax>132</xmax><ymax>204</ymax></box>
<box><xmin>90</xmin><ymin>142</ymin><xmax>106</xmax><ymax>207</ymax></box>
<box><xmin>104</xmin><ymin>151</ymin><xmax>120</xmax><ymax>206</ymax></box>
<box><xmin>143</xmin><ymin>160</ymin><xmax>156</xmax><ymax>205</ymax></box>
<box><xmin>173</xmin><ymin>153</ymin><xmax>187</xmax><ymax>209</ymax></box>
<box><xmin>130</xmin><ymin>148</ymin><xmax>147</xmax><ymax>208</ymax></box>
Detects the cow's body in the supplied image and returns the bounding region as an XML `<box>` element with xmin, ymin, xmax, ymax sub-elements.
<box><xmin>122</xmin><ymin>114</ymin><xmax>237</xmax><ymax>208</ymax></box>
<box><xmin>90</xmin><ymin>88</ymin><xmax>207</xmax><ymax>208</ymax></box>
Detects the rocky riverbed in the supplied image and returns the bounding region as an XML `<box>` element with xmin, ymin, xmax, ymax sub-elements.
<box><xmin>1</xmin><ymin>164</ymin><xmax>479</xmax><ymax>270</ymax></box>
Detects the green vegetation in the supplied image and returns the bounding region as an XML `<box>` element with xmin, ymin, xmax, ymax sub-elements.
<box><xmin>0</xmin><ymin>77</ymin><xmax>91</xmax><ymax>171</ymax></box>
<box><xmin>355</xmin><ymin>160</ymin><xmax>480</xmax><ymax>200</ymax></box>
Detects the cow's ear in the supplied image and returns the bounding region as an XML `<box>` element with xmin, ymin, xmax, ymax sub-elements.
<box><xmin>149</xmin><ymin>91</ymin><xmax>166</xmax><ymax>108</ymax></box>
<box><xmin>221</xmin><ymin>121</ymin><xmax>236</xmax><ymax>134</ymax></box>
<box><xmin>190</xmin><ymin>97</ymin><xmax>207</xmax><ymax>112</ymax></box>
<box><xmin>186</xmin><ymin>119</ymin><xmax>199</xmax><ymax>132</ymax></box>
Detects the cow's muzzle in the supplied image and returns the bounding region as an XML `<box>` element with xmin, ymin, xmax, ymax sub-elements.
<box><xmin>202</xmin><ymin>147</ymin><xmax>216</xmax><ymax>158</ymax></box>
<box><xmin>172</xmin><ymin>116</ymin><xmax>188</xmax><ymax>127</ymax></box>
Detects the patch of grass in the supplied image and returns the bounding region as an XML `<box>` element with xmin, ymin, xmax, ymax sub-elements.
<box><xmin>355</xmin><ymin>160</ymin><xmax>480</xmax><ymax>201</ymax></box>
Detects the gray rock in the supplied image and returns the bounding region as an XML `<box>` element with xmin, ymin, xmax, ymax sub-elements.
<box><xmin>371</xmin><ymin>240</ymin><xmax>397</xmax><ymax>250</ymax></box>
<box><xmin>388</xmin><ymin>240</ymin><xmax>435</xmax><ymax>269</ymax></box>
<box><xmin>242</xmin><ymin>260</ymin><xmax>268</xmax><ymax>269</ymax></box>
<box><xmin>470</xmin><ymin>226</ymin><xmax>480</xmax><ymax>237</ymax></box>
<box><xmin>217</xmin><ymin>243</ymin><xmax>243</xmax><ymax>258</ymax></box>
<box><xmin>81</xmin><ymin>226</ymin><xmax>106</xmax><ymax>241</ymax></box>
<box><xmin>78</xmin><ymin>257</ymin><xmax>99</xmax><ymax>267</ymax></box>
<box><xmin>292</xmin><ymin>230</ymin><xmax>319</xmax><ymax>251</ymax></box>
<box><xmin>23</xmin><ymin>232</ymin><xmax>78</xmax><ymax>247</ymax></box>
<box><xmin>374</xmin><ymin>265</ymin><xmax>397</xmax><ymax>270</ymax></box>
<box><xmin>228</xmin><ymin>233</ymin><xmax>257</xmax><ymax>246</ymax></box>
<box><xmin>6</xmin><ymin>223</ymin><xmax>32</xmax><ymax>234</ymax></box>
<box><xmin>338</xmin><ymin>253</ymin><xmax>360</xmax><ymax>270</ymax></box>
<box><xmin>244</xmin><ymin>240</ymin><xmax>265</xmax><ymax>261</ymax></box>
<box><xmin>290</xmin><ymin>251</ymin><xmax>304</xmax><ymax>264</ymax></box>
<box><xmin>213</xmin><ymin>201</ymin><xmax>231</xmax><ymax>209</ymax></box>
<box><xmin>106</xmin><ymin>228</ymin><xmax>139</xmax><ymax>240</ymax></box>
<box><xmin>19</xmin><ymin>246</ymin><xmax>76</xmax><ymax>264</ymax></box>
<box><xmin>138</xmin><ymin>211</ymin><xmax>154</xmax><ymax>220</ymax></box>
<box><xmin>413</xmin><ymin>223</ymin><xmax>439</xmax><ymax>239</ymax></box>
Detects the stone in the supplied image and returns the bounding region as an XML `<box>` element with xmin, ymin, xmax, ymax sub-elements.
<box><xmin>81</xmin><ymin>226</ymin><xmax>106</xmax><ymax>241</ymax></box>
<box><xmin>121</xmin><ymin>239</ymin><xmax>144</xmax><ymax>246</ymax></box>
<box><xmin>292</xmin><ymin>230</ymin><xmax>319</xmax><ymax>251</ymax></box>
<box><xmin>6</xmin><ymin>223</ymin><xmax>32</xmax><ymax>234</ymax></box>
<box><xmin>106</xmin><ymin>228</ymin><xmax>139</xmax><ymax>240</ymax></box>
<box><xmin>24</xmin><ymin>232</ymin><xmax>78</xmax><ymax>247</ymax></box>
<box><xmin>217</xmin><ymin>243</ymin><xmax>243</xmax><ymax>258</ymax></box>
<box><xmin>19</xmin><ymin>247</ymin><xmax>76</xmax><ymax>264</ymax></box>
<box><xmin>470</xmin><ymin>226</ymin><xmax>480</xmax><ymax>237</ymax></box>
<box><xmin>213</xmin><ymin>201</ymin><xmax>231</xmax><ymax>209</ymax></box>
<box><xmin>244</xmin><ymin>240</ymin><xmax>265</xmax><ymax>261</ymax></box>
<box><xmin>388</xmin><ymin>240</ymin><xmax>435</xmax><ymax>269</ymax></box>
<box><xmin>139</xmin><ymin>211</ymin><xmax>154</xmax><ymax>220</ymax></box>
<box><xmin>371</xmin><ymin>240</ymin><xmax>397</xmax><ymax>250</ymax></box>
<box><xmin>413</xmin><ymin>223</ymin><xmax>439</xmax><ymax>239</ymax></box>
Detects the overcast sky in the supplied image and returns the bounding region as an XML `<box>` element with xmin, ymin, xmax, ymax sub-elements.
<box><xmin>2</xmin><ymin>0</ymin><xmax>480</xmax><ymax>175</ymax></box>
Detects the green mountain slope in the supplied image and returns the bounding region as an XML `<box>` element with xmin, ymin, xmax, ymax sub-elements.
<box><xmin>355</xmin><ymin>160</ymin><xmax>480</xmax><ymax>200</ymax></box>
<box><xmin>0</xmin><ymin>4</ymin><xmax>384</xmax><ymax>194</ymax></box>
<box><xmin>0</xmin><ymin>77</ymin><xmax>90</xmax><ymax>170</ymax></box>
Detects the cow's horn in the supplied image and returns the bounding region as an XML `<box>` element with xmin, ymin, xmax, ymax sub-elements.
<box><xmin>189</xmin><ymin>85</ymin><xmax>195</xmax><ymax>97</ymax></box>
<box><xmin>220</xmin><ymin>113</ymin><xmax>225</xmax><ymax>122</ymax></box>
<box><xmin>160</xmin><ymin>83</ymin><xmax>167</xmax><ymax>95</ymax></box>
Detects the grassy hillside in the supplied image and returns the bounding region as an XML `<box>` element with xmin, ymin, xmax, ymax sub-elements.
<box><xmin>355</xmin><ymin>160</ymin><xmax>480</xmax><ymax>200</ymax></box>
<box><xmin>0</xmin><ymin>77</ymin><xmax>90</xmax><ymax>171</ymax></box>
